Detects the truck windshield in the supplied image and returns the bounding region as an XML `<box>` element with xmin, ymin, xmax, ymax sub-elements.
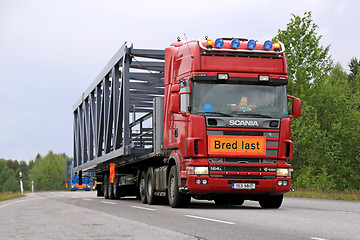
<box><xmin>191</xmin><ymin>82</ymin><xmax>288</xmax><ymax>119</ymax></box>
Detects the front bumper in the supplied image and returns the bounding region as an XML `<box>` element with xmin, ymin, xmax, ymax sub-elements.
<box><xmin>186</xmin><ymin>175</ymin><xmax>291</xmax><ymax>195</ymax></box>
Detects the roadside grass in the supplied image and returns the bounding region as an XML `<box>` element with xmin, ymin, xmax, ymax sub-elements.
<box><xmin>285</xmin><ymin>188</ymin><xmax>360</xmax><ymax>202</ymax></box>
<box><xmin>0</xmin><ymin>192</ymin><xmax>25</xmax><ymax>201</ymax></box>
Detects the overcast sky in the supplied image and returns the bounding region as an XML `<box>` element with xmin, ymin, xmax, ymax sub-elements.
<box><xmin>0</xmin><ymin>0</ymin><xmax>359</xmax><ymax>162</ymax></box>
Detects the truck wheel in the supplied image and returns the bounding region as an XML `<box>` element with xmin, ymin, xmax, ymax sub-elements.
<box><xmin>146</xmin><ymin>167</ymin><xmax>159</xmax><ymax>205</ymax></box>
<box><xmin>139</xmin><ymin>170</ymin><xmax>147</xmax><ymax>204</ymax></box>
<box><xmin>108</xmin><ymin>173</ymin><xmax>114</xmax><ymax>199</ymax></box>
<box><xmin>96</xmin><ymin>185</ymin><xmax>104</xmax><ymax>197</ymax></box>
<box><xmin>259</xmin><ymin>194</ymin><xmax>283</xmax><ymax>209</ymax></box>
<box><xmin>168</xmin><ymin>166</ymin><xmax>190</xmax><ymax>208</ymax></box>
<box><xmin>113</xmin><ymin>175</ymin><xmax>121</xmax><ymax>199</ymax></box>
<box><xmin>104</xmin><ymin>174</ymin><xmax>109</xmax><ymax>199</ymax></box>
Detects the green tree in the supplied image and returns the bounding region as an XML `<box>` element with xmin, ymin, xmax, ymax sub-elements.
<box><xmin>293</xmin><ymin>63</ymin><xmax>360</xmax><ymax>190</ymax></box>
<box><xmin>0</xmin><ymin>160</ymin><xmax>19</xmax><ymax>192</ymax></box>
<box><xmin>348</xmin><ymin>57</ymin><xmax>360</xmax><ymax>90</ymax></box>
<box><xmin>273</xmin><ymin>11</ymin><xmax>333</xmax><ymax>99</ymax></box>
<box><xmin>2</xmin><ymin>174</ymin><xmax>19</xmax><ymax>192</ymax></box>
<box><xmin>29</xmin><ymin>151</ymin><xmax>68</xmax><ymax>191</ymax></box>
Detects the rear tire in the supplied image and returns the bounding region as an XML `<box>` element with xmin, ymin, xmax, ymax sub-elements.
<box><xmin>259</xmin><ymin>194</ymin><xmax>283</xmax><ymax>209</ymax></box>
<box><xmin>96</xmin><ymin>185</ymin><xmax>104</xmax><ymax>197</ymax></box>
<box><xmin>168</xmin><ymin>166</ymin><xmax>190</xmax><ymax>208</ymax></box>
<box><xmin>104</xmin><ymin>174</ymin><xmax>109</xmax><ymax>199</ymax></box>
<box><xmin>146</xmin><ymin>167</ymin><xmax>159</xmax><ymax>205</ymax></box>
<box><xmin>108</xmin><ymin>174</ymin><xmax>114</xmax><ymax>199</ymax></box>
<box><xmin>139</xmin><ymin>170</ymin><xmax>147</xmax><ymax>204</ymax></box>
<box><xmin>113</xmin><ymin>175</ymin><xmax>121</xmax><ymax>199</ymax></box>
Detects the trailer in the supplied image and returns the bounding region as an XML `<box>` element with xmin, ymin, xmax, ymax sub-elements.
<box><xmin>73</xmin><ymin>37</ymin><xmax>301</xmax><ymax>208</ymax></box>
<box><xmin>66</xmin><ymin>160</ymin><xmax>92</xmax><ymax>191</ymax></box>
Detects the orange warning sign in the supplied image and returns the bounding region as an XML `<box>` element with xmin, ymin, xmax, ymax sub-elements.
<box><xmin>110</xmin><ymin>163</ymin><xmax>115</xmax><ymax>183</ymax></box>
<box><xmin>208</xmin><ymin>135</ymin><xmax>266</xmax><ymax>156</ymax></box>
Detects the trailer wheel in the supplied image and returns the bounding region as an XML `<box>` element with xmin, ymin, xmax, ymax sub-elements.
<box><xmin>168</xmin><ymin>166</ymin><xmax>190</xmax><ymax>208</ymax></box>
<box><xmin>259</xmin><ymin>194</ymin><xmax>283</xmax><ymax>209</ymax></box>
<box><xmin>96</xmin><ymin>185</ymin><xmax>104</xmax><ymax>197</ymax></box>
<box><xmin>139</xmin><ymin>170</ymin><xmax>147</xmax><ymax>204</ymax></box>
<box><xmin>104</xmin><ymin>174</ymin><xmax>109</xmax><ymax>199</ymax></box>
<box><xmin>146</xmin><ymin>167</ymin><xmax>159</xmax><ymax>205</ymax></box>
<box><xmin>113</xmin><ymin>175</ymin><xmax>121</xmax><ymax>199</ymax></box>
<box><xmin>108</xmin><ymin>173</ymin><xmax>115</xmax><ymax>199</ymax></box>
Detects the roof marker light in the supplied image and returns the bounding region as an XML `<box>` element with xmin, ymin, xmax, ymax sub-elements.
<box><xmin>264</xmin><ymin>40</ymin><xmax>273</xmax><ymax>50</ymax></box>
<box><xmin>247</xmin><ymin>39</ymin><xmax>256</xmax><ymax>50</ymax></box>
<box><xmin>274</xmin><ymin>42</ymin><xmax>281</xmax><ymax>51</ymax></box>
<box><xmin>231</xmin><ymin>39</ymin><xmax>240</xmax><ymax>49</ymax></box>
<box><xmin>206</xmin><ymin>39</ymin><xmax>213</xmax><ymax>49</ymax></box>
<box><xmin>215</xmin><ymin>38</ymin><xmax>224</xmax><ymax>48</ymax></box>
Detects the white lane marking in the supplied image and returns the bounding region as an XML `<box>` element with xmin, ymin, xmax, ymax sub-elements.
<box><xmin>335</xmin><ymin>210</ymin><xmax>358</xmax><ymax>215</ymax></box>
<box><xmin>131</xmin><ymin>206</ymin><xmax>156</xmax><ymax>211</ymax></box>
<box><xmin>83</xmin><ymin>198</ymin><xmax>92</xmax><ymax>201</ymax></box>
<box><xmin>310</xmin><ymin>237</ymin><xmax>328</xmax><ymax>240</ymax></box>
<box><xmin>101</xmin><ymin>201</ymin><xmax>116</xmax><ymax>205</ymax></box>
<box><xmin>185</xmin><ymin>215</ymin><xmax>235</xmax><ymax>225</ymax></box>
<box><xmin>71</xmin><ymin>196</ymin><xmax>78</xmax><ymax>199</ymax></box>
<box><xmin>0</xmin><ymin>197</ymin><xmax>42</xmax><ymax>209</ymax></box>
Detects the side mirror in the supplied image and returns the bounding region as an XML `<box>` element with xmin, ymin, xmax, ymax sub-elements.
<box><xmin>288</xmin><ymin>95</ymin><xmax>301</xmax><ymax>119</ymax></box>
<box><xmin>170</xmin><ymin>84</ymin><xmax>180</xmax><ymax>113</ymax></box>
<box><xmin>170</xmin><ymin>94</ymin><xmax>180</xmax><ymax>113</ymax></box>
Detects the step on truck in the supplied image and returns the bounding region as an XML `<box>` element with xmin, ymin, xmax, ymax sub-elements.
<box><xmin>73</xmin><ymin>37</ymin><xmax>301</xmax><ymax>208</ymax></box>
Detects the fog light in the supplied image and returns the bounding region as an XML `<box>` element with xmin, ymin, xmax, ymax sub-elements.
<box><xmin>195</xmin><ymin>179</ymin><xmax>208</xmax><ymax>185</ymax></box>
<box><xmin>217</xmin><ymin>73</ymin><xmax>229</xmax><ymax>80</ymax></box>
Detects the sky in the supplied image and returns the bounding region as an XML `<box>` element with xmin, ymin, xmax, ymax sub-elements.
<box><xmin>0</xmin><ymin>0</ymin><xmax>359</xmax><ymax>162</ymax></box>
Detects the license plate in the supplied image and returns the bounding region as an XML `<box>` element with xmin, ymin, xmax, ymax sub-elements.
<box><xmin>232</xmin><ymin>183</ymin><xmax>256</xmax><ymax>190</ymax></box>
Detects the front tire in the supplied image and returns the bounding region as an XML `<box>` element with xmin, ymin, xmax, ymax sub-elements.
<box><xmin>168</xmin><ymin>166</ymin><xmax>190</xmax><ymax>208</ymax></box>
<box><xmin>259</xmin><ymin>194</ymin><xmax>283</xmax><ymax>209</ymax></box>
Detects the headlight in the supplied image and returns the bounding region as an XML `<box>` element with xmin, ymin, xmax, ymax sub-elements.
<box><xmin>187</xmin><ymin>166</ymin><xmax>209</xmax><ymax>175</ymax></box>
<box><xmin>276</xmin><ymin>168</ymin><xmax>290</xmax><ymax>177</ymax></box>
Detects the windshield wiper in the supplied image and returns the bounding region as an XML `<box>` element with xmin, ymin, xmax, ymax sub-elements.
<box><xmin>197</xmin><ymin>111</ymin><xmax>232</xmax><ymax>117</ymax></box>
<box><xmin>235</xmin><ymin>113</ymin><xmax>272</xmax><ymax>118</ymax></box>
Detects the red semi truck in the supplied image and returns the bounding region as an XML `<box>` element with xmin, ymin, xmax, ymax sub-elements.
<box><xmin>73</xmin><ymin>37</ymin><xmax>301</xmax><ymax>208</ymax></box>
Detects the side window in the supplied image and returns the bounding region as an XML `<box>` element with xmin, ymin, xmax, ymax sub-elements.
<box><xmin>180</xmin><ymin>80</ymin><xmax>190</xmax><ymax>112</ymax></box>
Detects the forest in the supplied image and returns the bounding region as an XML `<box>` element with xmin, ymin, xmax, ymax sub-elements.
<box><xmin>1</xmin><ymin>12</ymin><xmax>360</xmax><ymax>192</ymax></box>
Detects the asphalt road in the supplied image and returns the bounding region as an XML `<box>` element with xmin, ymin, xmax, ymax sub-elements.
<box><xmin>1</xmin><ymin>191</ymin><xmax>359</xmax><ymax>240</ymax></box>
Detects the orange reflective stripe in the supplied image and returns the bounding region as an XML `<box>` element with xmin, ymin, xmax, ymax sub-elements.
<box><xmin>110</xmin><ymin>163</ymin><xmax>115</xmax><ymax>183</ymax></box>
